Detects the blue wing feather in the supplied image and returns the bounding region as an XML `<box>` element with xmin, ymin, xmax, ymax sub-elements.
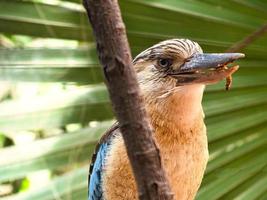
<box><xmin>88</xmin><ymin>123</ymin><xmax>119</xmax><ymax>200</ymax></box>
<box><xmin>88</xmin><ymin>142</ymin><xmax>109</xmax><ymax>200</ymax></box>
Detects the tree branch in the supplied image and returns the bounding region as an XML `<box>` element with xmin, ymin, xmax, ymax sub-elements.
<box><xmin>224</xmin><ymin>22</ymin><xmax>267</xmax><ymax>90</ymax></box>
<box><xmin>226</xmin><ymin>22</ymin><xmax>267</xmax><ymax>53</ymax></box>
<box><xmin>83</xmin><ymin>0</ymin><xmax>173</xmax><ymax>199</ymax></box>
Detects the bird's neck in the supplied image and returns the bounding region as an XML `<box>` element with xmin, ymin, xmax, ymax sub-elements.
<box><xmin>146</xmin><ymin>84</ymin><xmax>205</xmax><ymax>143</ymax></box>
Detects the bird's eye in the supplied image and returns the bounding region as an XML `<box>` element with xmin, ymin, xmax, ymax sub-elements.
<box><xmin>158</xmin><ymin>58</ymin><xmax>173</xmax><ymax>68</ymax></box>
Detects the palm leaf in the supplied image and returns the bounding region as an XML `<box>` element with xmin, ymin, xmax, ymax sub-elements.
<box><xmin>0</xmin><ymin>86</ymin><xmax>112</xmax><ymax>131</ymax></box>
<box><xmin>0</xmin><ymin>121</ymin><xmax>112</xmax><ymax>182</ymax></box>
<box><xmin>0</xmin><ymin>0</ymin><xmax>267</xmax><ymax>199</ymax></box>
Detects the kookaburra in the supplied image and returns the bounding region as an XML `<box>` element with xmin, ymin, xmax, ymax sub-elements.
<box><xmin>88</xmin><ymin>39</ymin><xmax>244</xmax><ymax>200</ymax></box>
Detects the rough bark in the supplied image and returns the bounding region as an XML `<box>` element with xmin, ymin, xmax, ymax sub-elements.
<box><xmin>83</xmin><ymin>0</ymin><xmax>173</xmax><ymax>200</ymax></box>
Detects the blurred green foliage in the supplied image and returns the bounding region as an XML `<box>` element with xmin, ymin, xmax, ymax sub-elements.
<box><xmin>0</xmin><ymin>0</ymin><xmax>267</xmax><ymax>199</ymax></box>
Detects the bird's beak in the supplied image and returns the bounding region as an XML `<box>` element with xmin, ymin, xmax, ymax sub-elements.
<box><xmin>169</xmin><ymin>53</ymin><xmax>245</xmax><ymax>85</ymax></box>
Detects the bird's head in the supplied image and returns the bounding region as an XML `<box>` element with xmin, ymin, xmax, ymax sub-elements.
<box><xmin>133</xmin><ymin>39</ymin><xmax>244</xmax><ymax>126</ymax></box>
<box><xmin>134</xmin><ymin>39</ymin><xmax>244</xmax><ymax>100</ymax></box>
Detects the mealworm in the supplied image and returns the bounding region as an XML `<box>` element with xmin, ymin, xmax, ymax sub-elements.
<box><xmin>225</xmin><ymin>75</ymin><xmax>232</xmax><ymax>90</ymax></box>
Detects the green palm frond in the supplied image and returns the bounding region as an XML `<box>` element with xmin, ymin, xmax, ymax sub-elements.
<box><xmin>0</xmin><ymin>86</ymin><xmax>111</xmax><ymax>131</ymax></box>
<box><xmin>0</xmin><ymin>0</ymin><xmax>267</xmax><ymax>199</ymax></box>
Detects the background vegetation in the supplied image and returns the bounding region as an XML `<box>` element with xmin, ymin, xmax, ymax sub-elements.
<box><xmin>0</xmin><ymin>0</ymin><xmax>267</xmax><ymax>199</ymax></box>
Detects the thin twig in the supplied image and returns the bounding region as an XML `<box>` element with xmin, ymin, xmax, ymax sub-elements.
<box><xmin>226</xmin><ymin>23</ymin><xmax>267</xmax><ymax>53</ymax></box>
<box><xmin>225</xmin><ymin>22</ymin><xmax>267</xmax><ymax>90</ymax></box>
